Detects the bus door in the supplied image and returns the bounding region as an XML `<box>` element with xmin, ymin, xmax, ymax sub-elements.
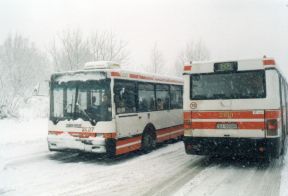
<box><xmin>114</xmin><ymin>80</ymin><xmax>146</xmax><ymax>138</ymax></box>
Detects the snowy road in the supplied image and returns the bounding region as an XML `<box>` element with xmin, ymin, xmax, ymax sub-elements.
<box><xmin>0</xmin><ymin>138</ymin><xmax>285</xmax><ymax>196</ymax></box>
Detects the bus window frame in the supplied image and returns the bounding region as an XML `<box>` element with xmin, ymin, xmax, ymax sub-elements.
<box><xmin>190</xmin><ymin>69</ymin><xmax>267</xmax><ymax>100</ymax></box>
<box><xmin>114</xmin><ymin>79</ymin><xmax>183</xmax><ymax>115</ymax></box>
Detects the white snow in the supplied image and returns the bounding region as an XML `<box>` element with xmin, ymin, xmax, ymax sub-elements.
<box><xmin>0</xmin><ymin>118</ymin><xmax>47</xmax><ymax>145</ymax></box>
<box><xmin>0</xmin><ymin>111</ymin><xmax>196</xmax><ymax>195</ymax></box>
<box><xmin>280</xmin><ymin>149</ymin><xmax>288</xmax><ymax>196</ymax></box>
<box><xmin>18</xmin><ymin>96</ymin><xmax>49</xmax><ymax>119</ymax></box>
<box><xmin>0</xmin><ymin>108</ymin><xmax>287</xmax><ymax>196</ymax></box>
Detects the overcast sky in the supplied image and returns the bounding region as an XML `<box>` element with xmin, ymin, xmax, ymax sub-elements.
<box><xmin>0</xmin><ymin>0</ymin><xmax>287</xmax><ymax>75</ymax></box>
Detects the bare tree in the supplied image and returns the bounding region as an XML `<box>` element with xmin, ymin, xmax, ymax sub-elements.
<box><xmin>89</xmin><ymin>31</ymin><xmax>128</xmax><ymax>63</ymax></box>
<box><xmin>174</xmin><ymin>40</ymin><xmax>210</xmax><ymax>76</ymax></box>
<box><xmin>0</xmin><ymin>34</ymin><xmax>50</xmax><ymax>117</ymax></box>
<box><xmin>50</xmin><ymin>29</ymin><xmax>90</xmax><ymax>71</ymax></box>
<box><xmin>50</xmin><ymin>29</ymin><xmax>129</xmax><ymax>71</ymax></box>
<box><xmin>150</xmin><ymin>43</ymin><xmax>165</xmax><ymax>74</ymax></box>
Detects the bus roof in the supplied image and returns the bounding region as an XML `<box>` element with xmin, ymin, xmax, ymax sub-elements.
<box><xmin>52</xmin><ymin>67</ymin><xmax>183</xmax><ymax>85</ymax></box>
<box><xmin>183</xmin><ymin>57</ymin><xmax>277</xmax><ymax>74</ymax></box>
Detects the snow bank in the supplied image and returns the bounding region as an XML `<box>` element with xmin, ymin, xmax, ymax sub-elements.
<box><xmin>0</xmin><ymin>118</ymin><xmax>47</xmax><ymax>145</ymax></box>
<box><xmin>18</xmin><ymin>96</ymin><xmax>49</xmax><ymax>119</ymax></box>
<box><xmin>280</xmin><ymin>151</ymin><xmax>288</xmax><ymax>196</ymax></box>
<box><xmin>0</xmin><ymin>118</ymin><xmax>48</xmax><ymax>172</ymax></box>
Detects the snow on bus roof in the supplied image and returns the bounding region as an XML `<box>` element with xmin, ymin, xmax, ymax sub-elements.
<box><xmin>51</xmin><ymin>68</ymin><xmax>183</xmax><ymax>84</ymax></box>
<box><xmin>52</xmin><ymin>71</ymin><xmax>107</xmax><ymax>83</ymax></box>
<box><xmin>84</xmin><ymin>61</ymin><xmax>120</xmax><ymax>69</ymax></box>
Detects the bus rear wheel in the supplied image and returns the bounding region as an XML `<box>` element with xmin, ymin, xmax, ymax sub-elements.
<box><xmin>141</xmin><ymin>130</ymin><xmax>156</xmax><ymax>153</ymax></box>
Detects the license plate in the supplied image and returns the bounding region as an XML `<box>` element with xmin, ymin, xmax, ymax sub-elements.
<box><xmin>216</xmin><ymin>123</ymin><xmax>238</xmax><ymax>129</ymax></box>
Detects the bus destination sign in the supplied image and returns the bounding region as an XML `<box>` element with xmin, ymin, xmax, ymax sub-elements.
<box><xmin>214</xmin><ymin>62</ymin><xmax>238</xmax><ymax>73</ymax></box>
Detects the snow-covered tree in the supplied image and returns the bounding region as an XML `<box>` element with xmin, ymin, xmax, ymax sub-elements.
<box><xmin>0</xmin><ymin>34</ymin><xmax>50</xmax><ymax>117</ymax></box>
<box><xmin>174</xmin><ymin>40</ymin><xmax>210</xmax><ymax>77</ymax></box>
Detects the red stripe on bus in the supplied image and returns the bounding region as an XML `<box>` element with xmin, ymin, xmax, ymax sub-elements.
<box><xmin>157</xmin><ymin>130</ymin><xmax>183</xmax><ymax>142</ymax></box>
<box><xmin>116</xmin><ymin>136</ymin><xmax>142</xmax><ymax>146</ymax></box>
<box><xmin>68</xmin><ymin>132</ymin><xmax>97</xmax><ymax>138</ymax></box>
<box><xmin>116</xmin><ymin>143</ymin><xmax>141</xmax><ymax>155</ymax></box>
<box><xmin>139</xmin><ymin>75</ymin><xmax>154</xmax><ymax>80</ymax></box>
<box><xmin>156</xmin><ymin>125</ymin><xmax>184</xmax><ymax>142</ymax></box>
<box><xmin>156</xmin><ymin>125</ymin><xmax>183</xmax><ymax>135</ymax></box>
<box><xmin>191</xmin><ymin>111</ymin><xmax>264</xmax><ymax>119</ymax></box>
<box><xmin>191</xmin><ymin>122</ymin><xmax>265</xmax><ymax>129</ymax></box>
<box><xmin>115</xmin><ymin>125</ymin><xmax>184</xmax><ymax>155</ymax></box>
<box><xmin>184</xmin><ymin>112</ymin><xmax>191</xmax><ymax>120</ymax></box>
<box><xmin>103</xmin><ymin>133</ymin><xmax>117</xmax><ymax>139</ymax></box>
<box><xmin>111</xmin><ymin>71</ymin><xmax>121</xmax><ymax>77</ymax></box>
<box><xmin>129</xmin><ymin>73</ymin><xmax>182</xmax><ymax>84</ymax></box>
<box><xmin>129</xmin><ymin>74</ymin><xmax>139</xmax><ymax>79</ymax></box>
<box><xmin>265</xmin><ymin>110</ymin><xmax>281</xmax><ymax>119</ymax></box>
<box><xmin>48</xmin><ymin>130</ymin><xmax>64</xmax><ymax>135</ymax></box>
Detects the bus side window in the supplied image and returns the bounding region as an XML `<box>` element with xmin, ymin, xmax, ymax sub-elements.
<box><xmin>114</xmin><ymin>80</ymin><xmax>137</xmax><ymax>114</ymax></box>
<box><xmin>138</xmin><ymin>83</ymin><xmax>155</xmax><ymax>112</ymax></box>
<box><xmin>156</xmin><ymin>84</ymin><xmax>170</xmax><ymax>110</ymax></box>
<box><xmin>170</xmin><ymin>85</ymin><xmax>183</xmax><ymax>109</ymax></box>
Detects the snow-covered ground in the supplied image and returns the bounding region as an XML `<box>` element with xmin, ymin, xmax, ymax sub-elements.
<box><xmin>0</xmin><ymin>117</ymin><xmax>287</xmax><ymax>196</ymax></box>
<box><xmin>280</xmin><ymin>149</ymin><xmax>288</xmax><ymax>196</ymax></box>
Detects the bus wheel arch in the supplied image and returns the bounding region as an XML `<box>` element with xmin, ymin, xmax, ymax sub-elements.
<box><xmin>141</xmin><ymin>123</ymin><xmax>157</xmax><ymax>153</ymax></box>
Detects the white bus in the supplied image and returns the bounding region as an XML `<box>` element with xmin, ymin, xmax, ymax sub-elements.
<box><xmin>183</xmin><ymin>57</ymin><xmax>287</xmax><ymax>159</ymax></box>
<box><xmin>48</xmin><ymin>61</ymin><xmax>183</xmax><ymax>157</ymax></box>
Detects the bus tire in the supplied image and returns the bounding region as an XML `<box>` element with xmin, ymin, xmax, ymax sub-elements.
<box><xmin>105</xmin><ymin>138</ymin><xmax>116</xmax><ymax>158</ymax></box>
<box><xmin>141</xmin><ymin>127</ymin><xmax>156</xmax><ymax>153</ymax></box>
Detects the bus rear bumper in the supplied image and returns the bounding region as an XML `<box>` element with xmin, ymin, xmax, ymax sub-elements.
<box><xmin>183</xmin><ymin>136</ymin><xmax>281</xmax><ymax>157</ymax></box>
<box><xmin>47</xmin><ymin>135</ymin><xmax>107</xmax><ymax>154</ymax></box>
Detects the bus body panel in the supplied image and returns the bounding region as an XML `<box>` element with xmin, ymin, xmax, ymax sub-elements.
<box><xmin>183</xmin><ymin>58</ymin><xmax>286</xmax><ymax>158</ymax></box>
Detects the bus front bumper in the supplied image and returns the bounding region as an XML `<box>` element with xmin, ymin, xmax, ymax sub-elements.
<box><xmin>47</xmin><ymin>134</ymin><xmax>107</xmax><ymax>154</ymax></box>
<box><xmin>183</xmin><ymin>136</ymin><xmax>281</xmax><ymax>157</ymax></box>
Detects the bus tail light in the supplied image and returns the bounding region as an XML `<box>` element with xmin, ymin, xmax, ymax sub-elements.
<box><xmin>263</xmin><ymin>59</ymin><xmax>276</xmax><ymax>66</ymax></box>
<box><xmin>266</xmin><ymin>119</ymin><xmax>278</xmax><ymax>136</ymax></box>
<box><xmin>184</xmin><ymin>65</ymin><xmax>192</xmax><ymax>71</ymax></box>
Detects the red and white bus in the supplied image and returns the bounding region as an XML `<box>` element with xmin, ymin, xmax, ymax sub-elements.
<box><xmin>183</xmin><ymin>57</ymin><xmax>287</xmax><ymax>158</ymax></box>
<box><xmin>48</xmin><ymin>61</ymin><xmax>183</xmax><ymax>157</ymax></box>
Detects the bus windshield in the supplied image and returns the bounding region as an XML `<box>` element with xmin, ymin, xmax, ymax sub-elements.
<box><xmin>190</xmin><ymin>70</ymin><xmax>266</xmax><ymax>100</ymax></box>
<box><xmin>50</xmin><ymin>79</ymin><xmax>111</xmax><ymax>124</ymax></box>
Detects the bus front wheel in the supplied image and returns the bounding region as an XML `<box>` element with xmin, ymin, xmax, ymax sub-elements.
<box><xmin>141</xmin><ymin>129</ymin><xmax>156</xmax><ymax>153</ymax></box>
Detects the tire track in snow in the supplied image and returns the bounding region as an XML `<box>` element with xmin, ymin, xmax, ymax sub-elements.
<box><xmin>173</xmin><ymin>156</ymin><xmax>284</xmax><ymax>196</ymax></box>
<box><xmin>52</xmin><ymin>142</ymin><xmax>192</xmax><ymax>196</ymax></box>
<box><xmin>142</xmin><ymin>156</ymin><xmax>210</xmax><ymax>196</ymax></box>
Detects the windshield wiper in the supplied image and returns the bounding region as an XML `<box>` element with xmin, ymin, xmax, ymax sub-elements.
<box><xmin>75</xmin><ymin>102</ymin><xmax>97</xmax><ymax>126</ymax></box>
